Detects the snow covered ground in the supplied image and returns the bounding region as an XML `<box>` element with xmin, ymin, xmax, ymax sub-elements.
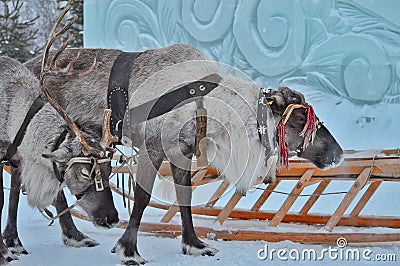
<box><xmin>3</xmin><ymin>170</ymin><xmax>400</xmax><ymax>266</ymax></box>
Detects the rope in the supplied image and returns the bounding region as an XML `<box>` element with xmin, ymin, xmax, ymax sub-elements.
<box><xmin>39</xmin><ymin>200</ymin><xmax>79</xmax><ymax>226</ymax></box>
<box><xmin>253</xmin><ymin>186</ymin><xmax>348</xmax><ymax>197</ymax></box>
<box><xmin>112</xmin><ymin>146</ymin><xmax>138</xmax><ymax>215</ymax></box>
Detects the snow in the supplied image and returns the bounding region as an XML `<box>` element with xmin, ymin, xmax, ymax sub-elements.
<box><xmin>3</xmin><ymin>170</ymin><xmax>400</xmax><ymax>266</ymax></box>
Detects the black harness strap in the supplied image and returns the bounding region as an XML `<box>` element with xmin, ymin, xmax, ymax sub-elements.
<box><xmin>107</xmin><ymin>52</ymin><xmax>142</xmax><ymax>142</ymax></box>
<box><xmin>257</xmin><ymin>88</ymin><xmax>276</xmax><ymax>161</ymax></box>
<box><xmin>52</xmin><ymin>129</ymin><xmax>69</xmax><ymax>183</ymax></box>
<box><xmin>127</xmin><ymin>73</ymin><xmax>222</xmax><ymax>125</ymax></box>
<box><xmin>2</xmin><ymin>96</ymin><xmax>45</xmax><ymax>164</ymax></box>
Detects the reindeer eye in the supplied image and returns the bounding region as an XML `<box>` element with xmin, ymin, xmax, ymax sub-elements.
<box><xmin>81</xmin><ymin>168</ymin><xmax>90</xmax><ymax>178</ymax></box>
<box><xmin>295</xmin><ymin>115</ymin><xmax>306</xmax><ymax>123</ymax></box>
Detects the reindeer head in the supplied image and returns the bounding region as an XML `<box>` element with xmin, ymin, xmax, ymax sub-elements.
<box><xmin>265</xmin><ymin>87</ymin><xmax>343</xmax><ymax>169</ymax></box>
<box><xmin>42</xmin><ymin>111</ymin><xmax>119</xmax><ymax>228</ymax></box>
<box><xmin>38</xmin><ymin>3</ymin><xmax>119</xmax><ymax>228</ymax></box>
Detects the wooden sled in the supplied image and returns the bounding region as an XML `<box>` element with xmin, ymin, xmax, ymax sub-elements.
<box><xmin>100</xmin><ymin>149</ymin><xmax>400</xmax><ymax>243</ymax></box>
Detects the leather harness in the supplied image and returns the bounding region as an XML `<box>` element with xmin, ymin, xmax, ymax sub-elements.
<box><xmin>107</xmin><ymin>52</ymin><xmax>142</xmax><ymax>141</ymax></box>
<box><xmin>109</xmin><ymin>52</ymin><xmax>222</xmax><ymax>162</ymax></box>
<box><xmin>51</xmin><ymin>129</ymin><xmax>68</xmax><ymax>182</ymax></box>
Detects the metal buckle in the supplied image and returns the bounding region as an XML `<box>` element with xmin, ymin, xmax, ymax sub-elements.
<box><xmin>94</xmin><ymin>173</ymin><xmax>104</xmax><ymax>192</ymax></box>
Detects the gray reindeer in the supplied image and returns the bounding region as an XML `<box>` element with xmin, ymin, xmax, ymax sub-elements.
<box><xmin>0</xmin><ymin>10</ymin><xmax>122</xmax><ymax>262</ymax></box>
<box><xmin>11</xmin><ymin>44</ymin><xmax>343</xmax><ymax>265</ymax></box>
<box><xmin>0</xmin><ymin>55</ymin><xmax>119</xmax><ymax>263</ymax></box>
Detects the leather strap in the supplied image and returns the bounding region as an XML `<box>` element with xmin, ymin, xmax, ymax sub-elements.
<box><xmin>51</xmin><ymin>129</ymin><xmax>69</xmax><ymax>183</ymax></box>
<box><xmin>107</xmin><ymin>52</ymin><xmax>141</xmax><ymax>142</ymax></box>
<box><xmin>257</xmin><ymin>88</ymin><xmax>275</xmax><ymax>157</ymax></box>
<box><xmin>2</xmin><ymin>96</ymin><xmax>45</xmax><ymax>164</ymax></box>
<box><xmin>127</xmin><ymin>73</ymin><xmax>222</xmax><ymax>125</ymax></box>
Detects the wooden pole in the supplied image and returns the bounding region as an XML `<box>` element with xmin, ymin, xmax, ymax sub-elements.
<box><xmin>160</xmin><ymin>169</ymin><xmax>208</xmax><ymax>223</ymax></box>
<box><xmin>250</xmin><ymin>181</ymin><xmax>281</xmax><ymax>211</ymax></box>
<box><xmin>324</xmin><ymin>167</ymin><xmax>372</xmax><ymax>231</ymax></box>
<box><xmin>350</xmin><ymin>180</ymin><xmax>383</xmax><ymax>217</ymax></box>
<box><xmin>205</xmin><ymin>180</ymin><xmax>230</xmax><ymax>208</ymax></box>
<box><xmin>215</xmin><ymin>192</ymin><xmax>242</xmax><ymax>225</ymax></box>
<box><xmin>269</xmin><ymin>169</ymin><xmax>314</xmax><ymax>227</ymax></box>
<box><xmin>300</xmin><ymin>180</ymin><xmax>331</xmax><ymax>215</ymax></box>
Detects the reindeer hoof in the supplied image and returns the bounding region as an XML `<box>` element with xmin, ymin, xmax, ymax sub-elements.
<box><xmin>62</xmin><ymin>233</ymin><xmax>100</xmax><ymax>247</ymax></box>
<box><xmin>112</xmin><ymin>243</ymin><xmax>146</xmax><ymax>265</ymax></box>
<box><xmin>4</xmin><ymin>238</ymin><xmax>28</xmax><ymax>255</ymax></box>
<box><xmin>0</xmin><ymin>245</ymin><xmax>18</xmax><ymax>263</ymax></box>
<box><xmin>122</xmin><ymin>260</ymin><xmax>145</xmax><ymax>266</ymax></box>
<box><xmin>182</xmin><ymin>242</ymin><xmax>219</xmax><ymax>257</ymax></box>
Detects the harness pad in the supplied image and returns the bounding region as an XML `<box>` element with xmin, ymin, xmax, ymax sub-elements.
<box><xmin>107</xmin><ymin>52</ymin><xmax>141</xmax><ymax>142</ymax></box>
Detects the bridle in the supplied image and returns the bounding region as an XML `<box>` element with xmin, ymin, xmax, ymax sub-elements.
<box><xmin>51</xmin><ymin>128</ymin><xmax>112</xmax><ymax>192</ymax></box>
<box><xmin>65</xmin><ymin>156</ymin><xmax>112</xmax><ymax>192</ymax></box>
<box><xmin>256</xmin><ymin>88</ymin><xmax>321</xmax><ymax>170</ymax></box>
<box><xmin>277</xmin><ymin>103</ymin><xmax>320</xmax><ymax>169</ymax></box>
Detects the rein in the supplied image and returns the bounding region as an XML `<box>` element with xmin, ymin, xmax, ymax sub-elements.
<box><xmin>39</xmin><ymin>200</ymin><xmax>80</xmax><ymax>225</ymax></box>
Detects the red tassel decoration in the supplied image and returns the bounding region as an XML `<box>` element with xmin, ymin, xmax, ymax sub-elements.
<box><xmin>300</xmin><ymin>104</ymin><xmax>318</xmax><ymax>149</ymax></box>
<box><xmin>278</xmin><ymin>122</ymin><xmax>289</xmax><ymax>170</ymax></box>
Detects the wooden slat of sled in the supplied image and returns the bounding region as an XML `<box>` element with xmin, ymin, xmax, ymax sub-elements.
<box><xmin>135</xmin><ymin>223</ymin><xmax>400</xmax><ymax>243</ymax></box>
<box><xmin>160</xmin><ymin>169</ymin><xmax>208</xmax><ymax>223</ymax></box>
<box><xmin>205</xmin><ymin>180</ymin><xmax>230</xmax><ymax>208</ymax></box>
<box><xmin>350</xmin><ymin>180</ymin><xmax>383</xmax><ymax>217</ymax></box>
<box><xmin>300</xmin><ymin>180</ymin><xmax>331</xmax><ymax>215</ymax></box>
<box><xmin>251</xmin><ymin>180</ymin><xmax>281</xmax><ymax>211</ymax></box>
<box><xmin>215</xmin><ymin>192</ymin><xmax>242</xmax><ymax>225</ymax></box>
<box><xmin>324</xmin><ymin>167</ymin><xmax>372</xmax><ymax>231</ymax></box>
<box><xmin>269</xmin><ymin>169</ymin><xmax>315</xmax><ymax>227</ymax></box>
<box><xmin>112</xmin><ymin>157</ymin><xmax>400</xmax><ymax>180</ymax></box>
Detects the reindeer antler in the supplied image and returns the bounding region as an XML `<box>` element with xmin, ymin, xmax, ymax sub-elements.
<box><xmin>100</xmin><ymin>109</ymin><xmax>119</xmax><ymax>150</ymax></box>
<box><xmin>39</xmin><ymin>0</ymin><xmax>103</xmax><ymax>157</ymax></box>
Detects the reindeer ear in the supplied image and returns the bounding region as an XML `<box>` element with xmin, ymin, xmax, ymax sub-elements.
<box><xmin>268</xmin><ymin>87</ymin><xmax>305</xmax><ymax>115</ymax></box>
<box><xmin>42</xmin><ymin>148</ymin><xmax>70</xmax><ymax>163</ymax></box>
<box><xmin>42</xmin><ymin>136</ymin><xmax>83</xmax><ymax>163</ymax></box>
<box><xmin>268</xmin><ymin>90</ymin><xmax>286</xmax><ymax>116</ymax></box>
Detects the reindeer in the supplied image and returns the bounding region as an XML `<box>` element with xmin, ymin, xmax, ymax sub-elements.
<box><xmin>12</xmin><ymin>44</ymin><xmax>343</xmax><ymax>265</ymax></box>
<box><xmin>0</xmin><ymin>55</ymin><xmax>120</xmax><ymax>263</ymax></box>
<box><xmin>0</xmin><ymin>6</ymin><xmax>121</xmax><ymax>262</ymax></box>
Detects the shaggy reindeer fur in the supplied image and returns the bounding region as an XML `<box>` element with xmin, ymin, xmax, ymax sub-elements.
<box><xmin>0</xmin><ymin>56</ymin><xmax>119</xmax><ymax>260</ymax></box>
<box><xmin>21</xmin><ymin>44</ymin><xmax>343</xmax><ymax>265</ymax></box>
<box><xmin>125</xmin><ymin>75</ymin><xmax>276</xmax><ymax>193</ymax></box>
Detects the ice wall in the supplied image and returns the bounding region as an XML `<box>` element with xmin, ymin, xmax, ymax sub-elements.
<box><xmin>84</xmin><ymin>0</ymin><xmax>400</xmax><ymax>150</ymax></box>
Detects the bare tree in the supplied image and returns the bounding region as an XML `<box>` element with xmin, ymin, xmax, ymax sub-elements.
<box><xmin>0</xmin><ymin>0</ymin><xmax>40</xmax><ymax>62</ymax></box>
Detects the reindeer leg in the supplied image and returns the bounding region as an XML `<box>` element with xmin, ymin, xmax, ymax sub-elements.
<box><xmin>3</xmin><ymin>166</ymin><xmax>28</xmax><ymax>255</ymax></box>
<box><xmin>0</xmin><ymin>165</ymin><xmax>18</xmax><ymax>263</ymax></box>
<box><xmin>55</xmin><ymin>190</ymin><xmax>99</xmax><ymax>247</ymax></box>
<box><xmin>112</xmin><ymin>147</ymin><xmax>164</xmax><ymax>265</ymax></box>
<box><xmin>170</xmin><ymin>152</ymin><xmax>218</xmax><ymax>257</ymax></box>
